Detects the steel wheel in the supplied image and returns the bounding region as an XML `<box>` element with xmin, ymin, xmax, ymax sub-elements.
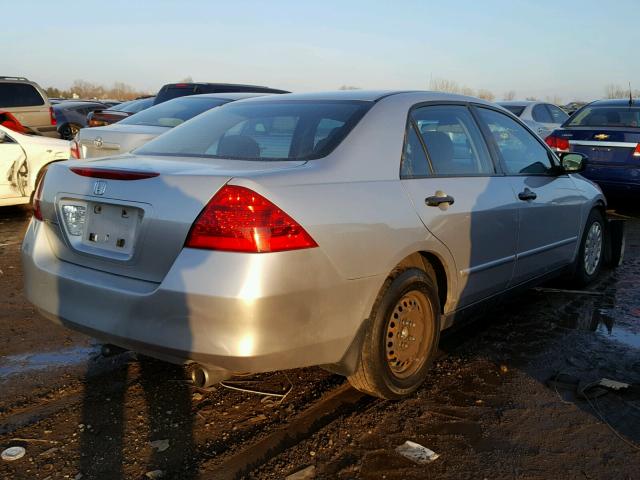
<box><xmin>385</xmin><ymin>290</ymin><xmax>434</xmax><ymax>380</ymax></box>
<box><xmin>584</xmin><ymin>221</ymin><xmax>603</xmax><ymax>276</ymax></box>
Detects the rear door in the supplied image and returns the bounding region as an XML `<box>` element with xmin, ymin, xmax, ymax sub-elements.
<box><xmin>474</xmin><ymin>106</ymin><xmax>582</xmax><ymax>285</ymax></box>
<box><xmin>401</xmin><ymin>104</ymin><xmax>518</xmax><ymax>308</ymax></box>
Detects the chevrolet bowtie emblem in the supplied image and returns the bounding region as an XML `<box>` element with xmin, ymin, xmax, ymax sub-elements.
<box><xmin>594</xmin><ymin>133</ymin><xmax>609</xmax><ymax>140</ymax></box>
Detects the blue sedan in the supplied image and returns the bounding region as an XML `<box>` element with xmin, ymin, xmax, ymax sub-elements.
<box><xmin>546</xmin><ymin>99</ymin><xmax>640</xmax><ymax>198</ymax></box>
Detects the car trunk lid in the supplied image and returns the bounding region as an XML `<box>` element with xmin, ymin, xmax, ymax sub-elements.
<box><xmin>39</xmin><ymin>155</ymin><xmax>307</xmax><ymax>283</ymax></box>
<box><xmin>78</xmin><ymin>124</ymin><xmax>169</xmax><ymax>159</ymax></box>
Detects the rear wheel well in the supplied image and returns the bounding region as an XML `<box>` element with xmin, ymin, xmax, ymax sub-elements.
<box><xmin>394</xmin><ymin>252</ymin><xmax>448</xmax><ymax>314</ymax></box>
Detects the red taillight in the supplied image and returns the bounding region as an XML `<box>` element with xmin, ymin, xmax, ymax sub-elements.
<box><xmin>545</xmin><ymin>135</ymin><xmax>570</xmax><ymax>152</ymax></box>
<box><xmin>185</xmin><ymin>185</ymin><xmax>318</xmax><ymax>253</ymax></box>
<box><xmin>33</xmin><ymin>170</ymin><xmax>47</xmax><ymax>221</ymax></box>
<box><xmin>70</xmin><ymin>140</ymin><xmax>81</xmax><ymax>159</ymax></box>
<box><xmin>634</xmin><ymin>144</ymin><xmax>640</xmax><ymax>157</ymax></box>
<box><xmin>69</xmin><ymin>167</ymin><xmax>159</xmax><ymax>180</ymax></box>
<box><xmin>49</xmin><ymin>106</ymin><xmax>56</xmax><ymax>126</ymax></box>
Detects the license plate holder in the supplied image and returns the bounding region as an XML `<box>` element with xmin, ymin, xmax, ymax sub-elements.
<box><xmin>81</xmin><ymin>202</ymin><xmax>141</xmax><ymax>255</ymax></box>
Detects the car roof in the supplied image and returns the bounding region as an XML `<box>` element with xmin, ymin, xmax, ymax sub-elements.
<box><xmin>54</xmin><ymin>101</ymin><xmax>106</xmax><ymax>108</ymax></box>
<box><xmin>175</xmin><ymin>92</ymin><xmax>273</xmax><ymax>101</ymax></box>
<box><xmin>498</xmin><ymin>100</ymin><xmax>537</xmax><ymax>106</ymax></box>
<box><xmin>231</xmin><ymin>90</ymin><xmax>495</xmax><ymax>104</ymax></box>
<box><xmin>588</xmin><ymin>99</ymin><xmax>638</xmax><ymax>107</ymax></box>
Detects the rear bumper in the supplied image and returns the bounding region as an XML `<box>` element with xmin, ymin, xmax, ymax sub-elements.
<box><xmin>21</xmin><ymin>219</ymin><xmax>380</xmax><ymax>373</ymax></box>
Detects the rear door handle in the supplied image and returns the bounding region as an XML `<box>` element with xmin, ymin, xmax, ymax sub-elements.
<box><xmin>425</xmin><ymin>194</ymin><xmax>455</xmax><ymax>207</ymax></box>
<box><xmin>518</xmin><ymin>188</ymin><xmax>537</xmax><ymax>201</ymax></box>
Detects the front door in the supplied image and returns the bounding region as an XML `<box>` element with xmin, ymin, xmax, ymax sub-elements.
<box><xmin>474</xmin><ymin>107</ymin><xmax>583</xmax><ymax>285</ymax></box>
<box><xmin>400</xmin><ymin>104</ymin><xmax>518</xmax><ymax>308</ymax></box>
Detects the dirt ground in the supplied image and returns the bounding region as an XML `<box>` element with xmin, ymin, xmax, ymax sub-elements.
<box><xmin>1</xmin><ymin>204</ymin><xmax>639</xmax><ymax>480</ymax></box>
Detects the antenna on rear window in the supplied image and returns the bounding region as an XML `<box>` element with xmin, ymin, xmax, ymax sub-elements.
<box><xmin>629</xmin><ymin>82</ymin><xmax>634</xmax><ymax>106</ymax></box>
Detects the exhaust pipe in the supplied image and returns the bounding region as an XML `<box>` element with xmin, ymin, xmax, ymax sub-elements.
<box><xmin>190</xmin><ymin>363</ymin><xmax>232</xmax><ymax>389</ymax></box>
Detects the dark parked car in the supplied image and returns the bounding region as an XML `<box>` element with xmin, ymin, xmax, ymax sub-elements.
<box><xmin>87</xmin><ymin>96</ymin><xmax>155</xmax><ymax>127</ymax></box>
<box><xmin>546</xmin><ymin>98</ymin><xmax>640</xmax><ymax>198</ymax></box>
<box><xmin>54</xmin><ymin>101</ymin><xmax>108</xmax><ymax>139</ymax></box>
<box><xmin>153</xmin><ymin>82</ymin><xmax>289</xmax><ymax>105</ymax></box>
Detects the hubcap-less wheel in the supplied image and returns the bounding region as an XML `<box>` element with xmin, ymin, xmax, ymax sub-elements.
<box><xmin>584</xmin><ymin>221</ymin><xmax>603</xmax><ymax>276</ymax></box>
<box><xmin>385</xmin><ymin>291</ymin><xmax>434</xmax><ymax>379</ymax></box>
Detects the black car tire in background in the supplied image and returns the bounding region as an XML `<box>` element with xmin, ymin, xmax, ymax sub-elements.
<box><xmin>59</xmin><ymin>123</ymin><xmax>81</xmax><ymax>140</ymax></box>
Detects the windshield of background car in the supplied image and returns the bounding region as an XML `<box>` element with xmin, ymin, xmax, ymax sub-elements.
<box><xmin>119</xmin><ymin>97</ymin><xmax>228</xmax><ymax>128</ymax></box>
<box><xmin>500</xmin><ymin>105</ymin><xmax>525</xmax><ymax>116</ymax></box>
<box><xmin>135</xmin><ymin>100</ymin><xmax>372</xmax><ymax>161</ymax></box>
<box><xmin>566</xmin><ymin>106</ymin><xmax>640</xmax><ymax>128</ymax></box>
<box><xmin>108</xmin><ymin>97</ymin><xmax>154</xmax><ymax>113</ymax></box>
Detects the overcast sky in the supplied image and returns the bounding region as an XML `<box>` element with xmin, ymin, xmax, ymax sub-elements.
<box><xmin>4</xmin><ymin>0</ymin><xmax>638</xmax><ymax>102</ymax></box>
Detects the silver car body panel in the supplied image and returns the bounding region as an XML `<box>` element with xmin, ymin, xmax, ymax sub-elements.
<box><xmin>22</xmin><ymin>91</ymin><xmax>605</xmax><ymax>373</ymax></box>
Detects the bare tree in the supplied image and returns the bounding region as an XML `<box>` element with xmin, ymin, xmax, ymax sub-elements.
<box><xmin>503</xmin><ymin>90</ymin><xmax>516</xmax><ymax>100</ymax></box>
<box><xmin>477</xmin><ymin>89</ymin><xmax>495</xmax><ymax>101</ymax></box>
<box><xmin>429</xmin><ymin>78</ymin><xmax>461</xmax><ymax>93</ymax></box>
<box><xmin>338</xmin><ymin>85</ymin><xmax>361</xmax><ymax>90</ymax></box>
<box><xmin>525</xmin><ymin>96</ymin><xmax>538</xmax><ymax>101</ymax></box>
<box><xmin>46</xmin><ymin>80</ymin><xmax>151</xmax><ymax>101</ymax></box>
<box><xmin>545</xmin><ymin>95</ymin><xmax>563</xmax><ymax>105</ymax></box>
<box><xmin>180</xmin><ymin>76</ymin><xmax>194</xmax><ymax>83</ymax></box>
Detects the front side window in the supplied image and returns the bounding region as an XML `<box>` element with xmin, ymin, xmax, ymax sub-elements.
<box><xmin>135</xmin><ymin>100</ymin><xmax>371</xmax><ymax>161</ymax></box>
<box><xmin>477</xmin><ymin>107</ymin><xmax>553</xmax><ymax>175</ymax></box>
<box><xmin>532</xmin><ymin>104</ymin><xmax>553</xmax><ymax>123</ymax></box>
<box><xmin>411</xmin><ymin>105</ymin><xmax>494</xmax><ymax>176</ymax></box>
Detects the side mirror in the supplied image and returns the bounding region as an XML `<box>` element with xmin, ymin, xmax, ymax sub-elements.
<box><xmin>558</xmin><ymin>152</ymin><xmax>587</xmax><ymax>173</ymax></box>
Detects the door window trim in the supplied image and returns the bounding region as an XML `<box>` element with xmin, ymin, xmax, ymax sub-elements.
<box><xmin>399</xmin><ymin>101</ymin><xmax>503</xmax><ymax>179</ymax></box>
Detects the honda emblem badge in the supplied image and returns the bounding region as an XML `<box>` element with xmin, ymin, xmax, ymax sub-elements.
<box><xmin>93</xmin><ymin>180</ymin><xmax>107</xmax><ymax>196</ymax></box>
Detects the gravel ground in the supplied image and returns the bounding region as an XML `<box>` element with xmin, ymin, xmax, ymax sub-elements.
<box><xmin>0</xmin><ymin>205</ymin><xmax>639</xmax><ymax>480</ymax></box>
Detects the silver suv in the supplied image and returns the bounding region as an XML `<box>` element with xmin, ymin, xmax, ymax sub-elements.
<box><xmin>0</xmin><ymin>77</ymin><xmax>58</xmax><ymax>138</ymax></box>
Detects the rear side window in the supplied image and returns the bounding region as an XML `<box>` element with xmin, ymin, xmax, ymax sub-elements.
<box><xmin>135</xmin><ymin>100</ymin><xmax>371</xmax><ymax>161</ymax></box>
<box><xmin>120</xmin><ymin>97</ymin><xmax>228</xmax><ymax>127</ymax></box>
<box><xmin>532</xmin><ymin>104</ymin><xmax>553</xmax><ymax>123</ymax></box>
<box><xmin>409</xmin><ymin>105</ymin><xmax>494</xmax><ymax>176</ymax></box>
<box><xmin>477</xmin><ymin>107</ymin><xmax>553</xmax><ymax>175</ymax></box>
<box><xmin>567</xmin><ymin>106</ymin><xmax>640</xmax><ymax>128</ymax></box>
<box><xmin>0</xmin><ymin>83</ymin><xmax>45</xmax><ymax>107</ymax></box>
<box><xmin>400</xmin><ymin>123</ymin><xmax>431</xmax><ymax>177</ymax></box>
<box><xmin>547</xmin><ymin>104</ymin><xmax>569</xmax><ymax>123</ymax></box>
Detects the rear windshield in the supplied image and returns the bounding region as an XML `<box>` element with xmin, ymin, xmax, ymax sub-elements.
<box><xmin>120</xmin><ymin>97</ymin><xmax>228</xmax><ymax>128</ymax></box>
<box><xmin>567</xmin><ymin>106</ymin><xmax>640</xmax><ymax>128</ymax></box>
<box><xmin>500</xmin><ymin>105</ymin><xmax>525</xmax><ymax>117</ymax></box>
<box><xmin>109</xmin><ymin>97</ymin><xmax>154</xmax><ymax>113</ymax></box>
<box><xmin>154</xmin><ymin>85</ymin><xmax>197</xmax><ymax>104</ymax></box>
<box><xmin>0</xmin><ymin>83</ymin><xmax>45</xmax><ymax>107</ymax></box>
<box><xmin>135</xmin><ymin>100</ymin><xmax>371</xmax><ymax>161</ymax></box>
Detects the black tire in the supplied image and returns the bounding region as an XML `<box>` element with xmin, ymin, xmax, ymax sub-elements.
<box><xmin>60</xmin><ymin>123</ymin><xmax>80</xmax><ymax>140</ymax></box>
<box><xmin>348</xmin><ymin>268</ymin><xmax>441</xmax><ymax>399</ymax></box>
<box><xmin>571</xmin><ymin>209</ymin><xmax>605</xmax><ymax>287</ymax></box>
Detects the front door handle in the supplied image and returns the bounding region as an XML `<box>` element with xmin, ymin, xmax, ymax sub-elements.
<box><xmin>425</xmin><ymin>194</ymin><xmax>455</xmax><ymax>207</ymax></box>
<box><xmin>518</xmin><ymin>188</ymin><xmax>537</xmax><ymax>201</ymax></box>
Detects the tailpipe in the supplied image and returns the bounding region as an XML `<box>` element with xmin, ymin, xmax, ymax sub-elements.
<box><xmin>189</xmin><ymin>363</ymin><xmax>232</xmax><ymax>389</ymax></box>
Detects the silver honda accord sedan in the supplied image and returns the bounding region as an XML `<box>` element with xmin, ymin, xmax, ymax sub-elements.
<box><xmin>22</xmin><ymin>90</ymin><xmax>607</xmax><ymax>399</ymax></box>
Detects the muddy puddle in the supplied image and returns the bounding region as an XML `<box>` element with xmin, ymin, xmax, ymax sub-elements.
<box><xmin>0</xmin><ymin>344</ymin><xmax>100</xmax><ymax>379</ymax></box>
<box><xmin>550</xmin><ymin>275</ymin><xmax>640</xmax><ymax>350</ymax></box>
